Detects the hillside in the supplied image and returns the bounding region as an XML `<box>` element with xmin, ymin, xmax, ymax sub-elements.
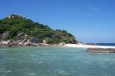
<box><xmin>0</xmin><ymin>14</ymin><xmax>77</xmax><ymax>45</ymax></box>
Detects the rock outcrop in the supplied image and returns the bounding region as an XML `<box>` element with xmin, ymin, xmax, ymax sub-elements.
<box><xmin>86</xmin><ymin>48</ymin><xmax>115</xmax><ymax>53</ymax></box>
<box><xmin>0</xmin><ymin>32</ymin><xmax>32</xmax><ymax>46</ymax></box>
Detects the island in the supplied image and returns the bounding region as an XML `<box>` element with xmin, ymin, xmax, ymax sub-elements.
<box><xmin>0</xmin><ymin>14</ymin><xmax>77</xmax><ymax>46</ymax></box>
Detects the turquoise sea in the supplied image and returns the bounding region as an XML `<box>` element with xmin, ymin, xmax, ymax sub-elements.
<box><xmin>0</xmin><ymin>47</ymin><xmax>115</xmax><ymax>76</ymax></box>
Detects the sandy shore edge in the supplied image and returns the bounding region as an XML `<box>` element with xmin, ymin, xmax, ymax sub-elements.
<box><xmin>64</xmin><ymin>44</ymin><xmax>115</xmax><ymax>49</ymax></box>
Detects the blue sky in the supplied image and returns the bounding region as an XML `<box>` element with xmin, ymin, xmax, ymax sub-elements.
<box><xmin>0</xmin><ymin>0</ymin><xmax>115</xmax><ymax>43</ymax></box>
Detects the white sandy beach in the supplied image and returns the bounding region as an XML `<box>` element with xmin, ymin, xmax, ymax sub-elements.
<box><xmin>64</xmin><ymin>44</ymin><xmax>115</xmax><ymax>49</ymax></box>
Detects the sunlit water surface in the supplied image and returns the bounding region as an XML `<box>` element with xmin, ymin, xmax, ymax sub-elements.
<box><xmin>0</xmin><ymin>47</ymin><xmax>115</xmax><ymax>76</ymax></box>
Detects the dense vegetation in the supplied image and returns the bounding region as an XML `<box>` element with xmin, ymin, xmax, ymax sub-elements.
<box><xmin>0</xmin><ymin>14</ymin><xmax>77</xmax><ymax>44</ymax></box>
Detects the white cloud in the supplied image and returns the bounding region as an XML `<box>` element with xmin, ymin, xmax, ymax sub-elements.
<box><xmin>88</xmin><ymin>4</ymin><xmax>100</xmax><ymax>11</ymax></box>
<box><xmin>90</xmin><ymin>6</ymin><xmax>99</xmax><ymax>11</ymax></box>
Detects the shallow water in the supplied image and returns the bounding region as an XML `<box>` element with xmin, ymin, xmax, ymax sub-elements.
<box><xmin>0</xmin><ymin>47</ymin><xmax>115</xmax><ymax>76</ymax></box>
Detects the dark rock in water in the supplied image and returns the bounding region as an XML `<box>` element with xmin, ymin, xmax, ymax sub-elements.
<box><xmin>86</xmin><ymin>48</ymin><xmax>115</xmax><ymax>53</ymax></box>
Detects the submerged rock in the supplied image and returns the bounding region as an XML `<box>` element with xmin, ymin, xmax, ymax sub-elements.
<box><xmin>86</xmin><ymin>48</ymin><xmax>115</xmax><ymax>53</ymax></box>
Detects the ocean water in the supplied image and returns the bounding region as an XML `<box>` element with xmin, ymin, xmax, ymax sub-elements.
<box><xmin>97</xmin><ymin>43</ymin><xmax>115</xmax><ymax>46</ymax></box>
<box><xmin>0</xmin><ymin>47</ymin><xmax>115</xmax><ymax>76</ymax></box>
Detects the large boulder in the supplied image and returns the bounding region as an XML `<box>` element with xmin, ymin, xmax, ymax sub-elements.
<box><xmin>0</xmin><ymin>40</ymin><xmax>11</xmax><ymax>46</ymax></box>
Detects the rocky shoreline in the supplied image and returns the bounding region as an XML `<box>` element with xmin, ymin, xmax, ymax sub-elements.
<box><xmin>1</xmin><ymin>41</ymin><xmax>115</xmax><ymax>54</ymax></box>
<box><xmin>0</xmin><ymin>30</ymin><xmax>68</xmax><ymax>47</ymax></box>
<box><xmin>0</xmin><ymin>32</ymin><xmax>49</xmax><ymax>47</ymax></box>
<box><xmin>0</xmin><ymin>40</ymin><xmax>63</xmax><ymax>47</ymax></box>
